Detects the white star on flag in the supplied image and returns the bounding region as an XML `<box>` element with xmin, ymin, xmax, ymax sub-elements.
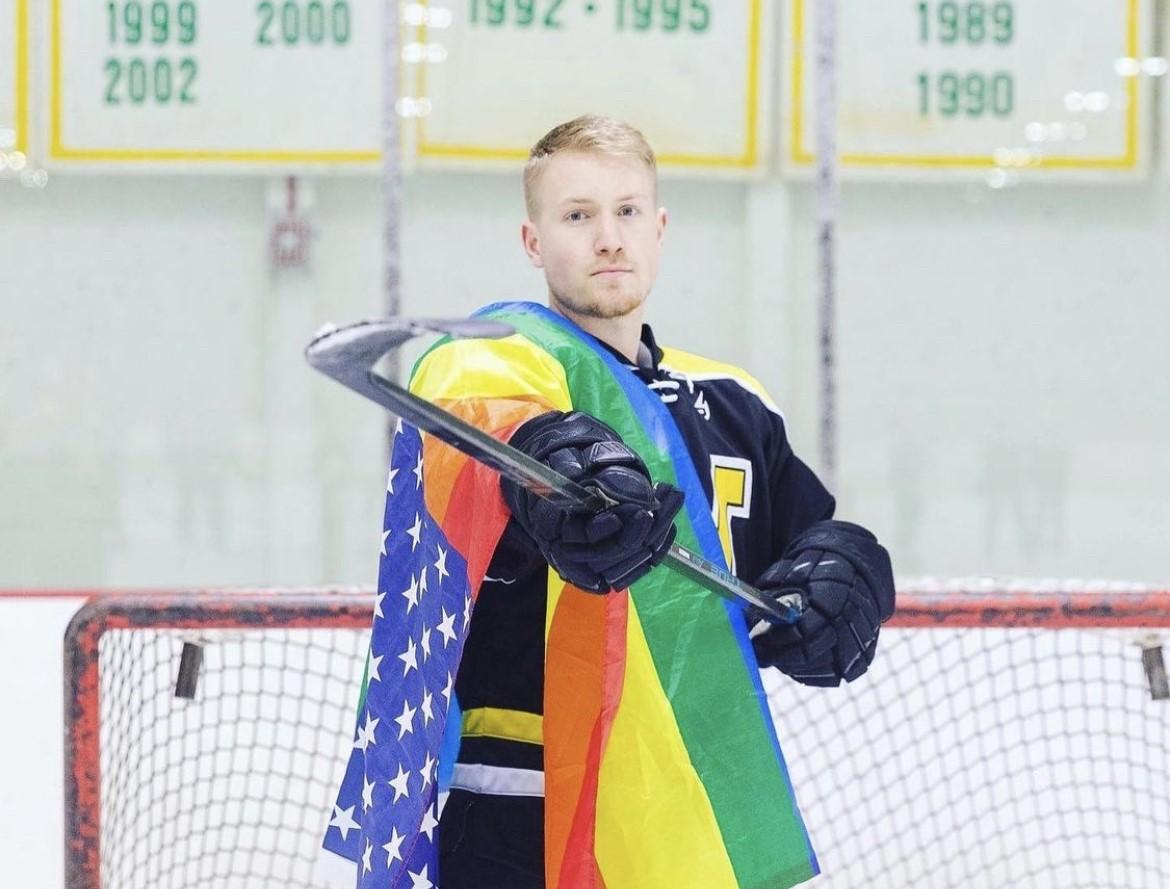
<box><xmin>394</xmin><ymin>699</ymin><xmax>417</xmax><ymax>739</ymax></box>
<box><xmin>463</xmin><ymin>591</ymin><xmax>472</xmax><ymax>630</ymax></box>
<box><xmin>320</xmin><ymin>420</ymin><xmax>481</xmax><ymax>885</ymax></box>
<box><xmin>419</xmin><ymin>805</ymin><xmax>439</xmax><ymax>841</ymax></box>
<box><xmin>388</xmin><ymin>764</ymin><xmax>411</xmax><ymax>802</ymax></box>
<box><xmin>383</xmin><ymin>826</ymin><xmax>405</xmax><ymax>866</ymax></box>
<box><xmin>413</xmin><ymin>451</ymin><xmax>424</xmax><ymax>488</ymax></box>
<box><xmin>362</xmin><ymin>776</ymin><xmax>376</xmax><ymax>811</ymax></box>
<box><xmin>399</xmin><ymin>636</ymin><xmax>419</xmax><ymax>676</ymax></box>
<box><xmin>437</xmin><ymin>608</ymin><xmax>457</xmax><ymax>648</ymax></box>
<box><xmin>400</xmin><ymin>573</ymin><xmax>419</xmax><ymax>613</ymax></box>
<box><xmin>353</xmin><ymin>713</ymin><xmax>379</xmax><ymax>751</ymax></box>
<box><xmin>419</xmin><ymin>752</ymin><xmax>436</xmax><ymax>791</ymax></box>
<box><xmin>328</xmin><ymin>804</ymin><xmax>360</xmax><ymax>841</ymax></box>
<box><xmin>407</xmin><ymin>513</ymin><xmax>424</xmax><ymax>551</ymax></box>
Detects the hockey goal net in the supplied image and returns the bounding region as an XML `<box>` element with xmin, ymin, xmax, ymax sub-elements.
<box><xmin>64</xmin><ymin>585</ymin><xmax>1170</xmax><ymax>889</ymax></box>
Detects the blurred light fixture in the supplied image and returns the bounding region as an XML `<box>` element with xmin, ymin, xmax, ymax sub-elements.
<box><xmin>1085</xmin><ymin>91</ymin><xmax>1110</xmax><ymax>112</ymax></box>
<box><xmin>401</xmin><ymin>42</ymin><xmax>448</xmax><ymax>64</ymax></box>
<box><xmin>395</xmin><ymin>97</ymin><xmax>434</xmax><ymax>118</ymax></box>
<box><xmin>19</xmin><ymin>168</ymin><xmax>47</xmax><ymax>188</ymax></box>
<box><xmin>1024</xmin><ymin>122</ymin><xmax>1076</xmax><ymax>144</ymax></box>
<box><xmin>7</xmin><ymin>150</ymin><xmax>26</xmax><ymax>172</ymax></box>
<box><xmin>401</xmin><ymin>3</ymin><xmax>453</xmax><ymax>28</ymax></box>
<box><xmin>1142</xmin><ymin>57</ymin><xmax>1168</xmax><ymax>76</ymax></box>
<box><xmin>1114</xmin><ymin>56</ymin><xmax>1168</xmax><ymax>77</ymax></box>
<box><xmin>993</xmin><ymin>147</ymin><xmax>1034</xmax><ymax>167</ymax></box>
<box><xmin>1064</xmin><ymin>91</ymin><xmax>1112</xmax><ymax>113</ymax></box>
<box><xmin>987</xmin><ymin>168</ymin><xmax>1008</xmax><ymax>189</ymax></box>
<box><xmin>1114</xmin><ymin>57</ymin><xmax>1141</xmax><ymax>77</ymax></box>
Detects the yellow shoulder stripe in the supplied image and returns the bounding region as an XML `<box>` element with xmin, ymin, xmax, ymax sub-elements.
<box><xmin>658</xmin><ymin>347</ymin><xmax>782</xmax><ymax>417</ymax></box>
<box><xmin>462</xmin><ymin>707</ymin><xmax>544</xmax><ymax>746</ymax></box>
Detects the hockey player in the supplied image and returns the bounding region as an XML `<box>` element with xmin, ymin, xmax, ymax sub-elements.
<box><xmin>414</xmin><ymin>115</ymin><xmax>896</xmax><ymax>888</ymax></box>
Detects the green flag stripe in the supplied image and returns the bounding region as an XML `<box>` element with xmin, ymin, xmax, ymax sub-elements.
<box><xmin>486</xmin><ymin>306</ymin><xmax>815</xmax><ymax>888</ymax></box>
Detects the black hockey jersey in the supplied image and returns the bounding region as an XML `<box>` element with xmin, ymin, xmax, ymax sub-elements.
<box><xmin>438</xmin><ymin>323</ymin><xmax>835</xmax><ymax>887</ymax></box>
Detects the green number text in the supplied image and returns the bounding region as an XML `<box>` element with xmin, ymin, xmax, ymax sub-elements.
<box><xmin>916</xmin><ymin>1</ymin><xmax>1013</xmax><ymax>45</ymax></box>
<box><xmin>103</xmin><ymin>57</ymin><xmax>197</xmax><ymax>105</ymax></box>
<box><xmin>107</xmin><ymin>1</ymin><xmax>197</xmax><ymax>45</ymax></box>
<box><xmin>256</xmin><ymin>0</ymin><xmax>351</xmax><ymax>46</ymax></box>
<box><xmin>916</xmin><ymin>70</ymin><xmax>1014</xmax><ymax>117</ymax></box>
<box><xmin>617</xmin><ymin>0</ymin><xmax>709</xmax><ymax>32</ymax></box>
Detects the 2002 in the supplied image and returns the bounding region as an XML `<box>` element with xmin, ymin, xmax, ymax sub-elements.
<box><xmin>104</xmin><ymin>56</ymin><xmax>197</xmax><ymax>105</ymax></box>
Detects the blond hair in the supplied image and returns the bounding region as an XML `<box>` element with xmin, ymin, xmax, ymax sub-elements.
<box><xmin>523</xmin><ymin>115</ymin><xmax>657</xmax><ymax>218</ymax></box>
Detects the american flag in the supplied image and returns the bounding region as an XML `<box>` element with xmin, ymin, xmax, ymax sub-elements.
<box><xmin>321</xmin><ymin>421</ymin><xmax>473</xmax><ymax>889</ymax></box>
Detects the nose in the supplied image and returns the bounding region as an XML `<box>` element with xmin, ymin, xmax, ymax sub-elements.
<box><xmin>594</xmin><ymin>213</ymin><xmax>622</xmax><ymax>256</ymax></box>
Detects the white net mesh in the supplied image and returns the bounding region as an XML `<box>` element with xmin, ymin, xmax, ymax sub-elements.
<box><xmin>94</xmin><ymin>626</ymin><xmax>369</xmax><ymax>889</ymax></box>
<box><xmin>767</xmin><ymin>625</ymin><xmax>1169</xmax><ymax>889</ymax></box>
<box><xmin>69</xmin><ymin>590</ymin><xmax>1170</xmax><ymax>888</ymax></box>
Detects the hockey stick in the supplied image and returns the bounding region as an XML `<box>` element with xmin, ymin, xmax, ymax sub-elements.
<box><xmin>305</xmin><ymin>317</ymin><xmax>803</xmax><ymax>624</ymax></box>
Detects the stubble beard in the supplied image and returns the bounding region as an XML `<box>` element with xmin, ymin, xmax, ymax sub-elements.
<box><xmin>549</xmin><ymin>278</ymin><xmax>645</xmax><ymax>321</ymax></box>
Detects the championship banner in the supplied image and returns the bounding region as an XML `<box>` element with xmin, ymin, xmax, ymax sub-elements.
<box><xmin>47</xmin><ymin>0</ymin><xmax>383</xmax><ymax>169</ymax></box>
<box><xmin>785</xmin><ymin>0</ymin><xmax>1153</xmax><ymax>178</ymax></box>
<box><xmin>411</xmin><ymin>0</ymin><xmax>772</xmax><ymax>175</ymax></box>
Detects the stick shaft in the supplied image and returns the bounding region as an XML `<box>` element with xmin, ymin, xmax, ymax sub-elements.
<box><xmin>305</xmin><ymin>318</ymin><xmax>802</xmax><ymax>623</ymax></box>
<box><xmin>363</xmin><ymin>371</ymin><xmax>801</xmax><ymax>623</ymax></box>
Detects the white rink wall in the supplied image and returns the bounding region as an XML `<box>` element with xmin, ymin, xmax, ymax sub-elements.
<box><xmin>3</xmin><ymin>174</ymin><xmax>1169</xmax><ymax>588</ymax></box>
<box><xmin>4</xmin><ymin>92</ymin><xmax>1170</xmax><ymax>889</ymax></box>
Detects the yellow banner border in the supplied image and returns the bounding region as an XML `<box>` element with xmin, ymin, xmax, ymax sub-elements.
<box><xmin>47</xmin><ymin>0</ymin><xmax>381</xmax><ymax>165</ymax></box>
<box><xmin>413</xmin><ymin>0</ymin><xmax>763</xmax><ymax>170</ymax></box>
<box><xmin>11</xmin><ymin>0</ymin><xmax>28</xmax><ymax>153</ymax></box>
<box><xmin>788</xmin><ymin>0</ymin><xmax>1142</xmax><ymax>171</ymax></box>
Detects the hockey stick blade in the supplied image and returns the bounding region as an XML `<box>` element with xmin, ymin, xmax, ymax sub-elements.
<box><xmin>305</xmin><ymin>318</ymin><xmax>803</xmax><ymax>624</ymax></box>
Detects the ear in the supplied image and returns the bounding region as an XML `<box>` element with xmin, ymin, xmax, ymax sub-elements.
<box><xmin>656</xmin><ymin>207</ymin><xmax>668</xmax><ymax>245</ymax></box>
<box><xmin>521</xmin><ymin>220</ymin><xmax>544</xmax><ymax>269</ymax></box>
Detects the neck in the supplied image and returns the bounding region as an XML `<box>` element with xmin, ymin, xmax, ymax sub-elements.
<box><xmin>548</xmin><ymin>298</ymin><xmax>644</xmax><ymax>363</ymax></box>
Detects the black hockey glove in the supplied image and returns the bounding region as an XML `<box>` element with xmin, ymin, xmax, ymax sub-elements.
<box><xmin>501</xmin><ymin>410</ymin><xmax>684</xmax><ymax>594</ymax></box>
<box><xmin>750</xmin><ymin>520</ymin><xmax>895</xmax><ymax>687</ymax></box>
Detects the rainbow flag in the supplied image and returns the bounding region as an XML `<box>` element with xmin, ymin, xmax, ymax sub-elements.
<box><xmin>321</xmin><ymin>301</ymin><xmax>817</xmax><ymax>889</ymax></box>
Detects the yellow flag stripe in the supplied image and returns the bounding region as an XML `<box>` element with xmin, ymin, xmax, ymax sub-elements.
<box><xmin>412</xmin><ymin>334</ymin><xmax>573</xmax><ymax>408</ymax></box>
<box><xmin>594</xmin><ymin>602</ymin><xmax>739</xmax><ymax>888</ymax></box>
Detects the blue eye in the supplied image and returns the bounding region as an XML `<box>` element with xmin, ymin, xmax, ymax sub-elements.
<box><xmin>566</xmin><ymin>210</ymin><xmax>587</xmax><ymax>222</ymax></box>
<box><xmin>619</xmin><ymin>205</ymin><xmax>638</xmax><ymax>217</ymax></box>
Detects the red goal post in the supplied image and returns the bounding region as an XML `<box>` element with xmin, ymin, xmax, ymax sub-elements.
<box><xmin>63</xmin><ymin>585</ymin><xmax>1170</xmax><ymax>888</ymax></box>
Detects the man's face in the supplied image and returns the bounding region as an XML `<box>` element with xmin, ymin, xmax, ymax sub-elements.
<box><xmin>522</xmin><ymin>152</ymin><xmax>667</xmax><ymax>321</ymax></box>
